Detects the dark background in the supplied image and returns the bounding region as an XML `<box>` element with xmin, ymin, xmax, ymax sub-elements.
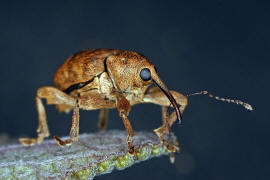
<box><xmin>0</xmin><ymin>1</ymin><xmax>269</xmax><ymax>179</ymax></box>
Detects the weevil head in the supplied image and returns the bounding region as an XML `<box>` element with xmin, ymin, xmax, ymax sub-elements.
<box><xmin>106</xmin><ymin>51</ymin><xmax>154</xmax><ymax>91</ymax></box>
<box><xmin>106</xmin><ymin>50</ymin><xmax>182</xmax><ymax>123</ymax></box>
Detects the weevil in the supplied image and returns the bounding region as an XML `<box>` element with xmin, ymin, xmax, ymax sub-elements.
<box><xmin>19</xmin><ymin>49</ymin><xmax>253</xmax><ymax>157</ymax></box>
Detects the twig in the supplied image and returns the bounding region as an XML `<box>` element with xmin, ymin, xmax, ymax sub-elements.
<box><xmin>0</xmin><ymin>130</ymin><xmax>174</xmax><ymax>179</ymax></box>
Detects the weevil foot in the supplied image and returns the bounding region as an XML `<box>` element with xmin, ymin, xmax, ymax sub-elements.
<box><xmin>19</xmin><ymin>138</ymin><xmax>37</xmax><ymax>146</ymax></box>
<box><xmin>126</xmin><ymin>135</ymin><xmax>139</xmax><ymax>155</ymax></box>
<box><xmin>168</xmin><ymin>141</ymin><xmax>180</xmax><ymax>164</ymax></box>
<box><xmin>154</xmin><ymin>131</ymin><xmax>179</xmax><ymax>154</ymax></box>
<box><xmin>127</xmin><ymin>142</ymin><xmax>139</xmax><ymax>156</ymax></box>
<box><xmin>161</xmin><ymin>137</ymin><xmax>180</xmax><ymax>153</ymax></box>
<box><xmin>161</xmin><ymin>138</ymin><xmax>179</xmax><ymax>164</ymax></box>
<box><xmin>128</xmin><ymin>144</ymin><xmax>135</xmax><ymax>154</ymax></box>
<box><xmin>54</xmin><ymin>136</ymin><xmax>73</xmax><ymax>146</ymax></box>
<box><xmin>19</xmin><ymin>136</ymin><xmax>44</xmax><ymax>146</ymax></box>
<box><xmin>170</xmin><ymin>152</ymin><xmax>175</xmax><ymax>164</ymax></box>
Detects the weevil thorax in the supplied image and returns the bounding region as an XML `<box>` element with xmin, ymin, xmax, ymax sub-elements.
<box><xmin>106</xmin><ymin>51</ymin><xmax>155</xmax><ymax>99</ymax></box>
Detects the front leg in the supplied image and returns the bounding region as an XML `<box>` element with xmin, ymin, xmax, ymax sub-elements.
<box><xmin>144</xmin><ymin>86</ymin><xmax>188</xmax><ymax>136</ymax></box>
<box><xmin>143</xmin><ymin>87</ymin><xmax>188</xmax><ymax>154</ymax></box>
<box><xmin>116</xmin><ymin>96</ymin><xmax>137</xmax><ymax>155</ymax></box>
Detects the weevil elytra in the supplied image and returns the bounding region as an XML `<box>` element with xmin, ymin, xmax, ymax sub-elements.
<box><xmin>19</xmin><ymin>49</ymin><xmax>253</xmax><ymax>157</ymax></box>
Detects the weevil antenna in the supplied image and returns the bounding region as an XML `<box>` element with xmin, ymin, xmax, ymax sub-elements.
<box><xmin>186</xmin><ymin>90</ymin><xmax>253</xmax><ymax>111</ymax></box>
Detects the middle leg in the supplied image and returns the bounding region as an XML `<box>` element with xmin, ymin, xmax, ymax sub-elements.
<box><xmin>98</xmin><ymin>109</ymin><xmax>109</xmax><ymax>131</ymax></box>
<box><xmin>55</xmin><ymin>91</ymin><xmax>116</xmax><ymax>146</ymax></box>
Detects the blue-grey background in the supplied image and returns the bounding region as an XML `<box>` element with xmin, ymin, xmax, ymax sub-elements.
<box><xmin>0</xmin><ymin>1</ymin><xmax>269</xmax><ymax>179</ymax></box>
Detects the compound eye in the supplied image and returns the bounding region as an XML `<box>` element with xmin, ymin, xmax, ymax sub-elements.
<box><xmin>140</xmin><ymin>68</ymin><xmax>151</xmax><ymax>81</ymax></box>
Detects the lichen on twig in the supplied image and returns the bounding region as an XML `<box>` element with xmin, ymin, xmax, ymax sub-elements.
<box><xmin>0</xmin><ymin>130</ymin><xmax>174</xmax><ymax>179</ymax></box>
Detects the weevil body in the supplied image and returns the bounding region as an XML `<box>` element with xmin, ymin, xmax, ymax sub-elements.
<box><xmin>20</xmin><ymin>49</ymin><xmax>252</xmax><ymax>157</ymax></box>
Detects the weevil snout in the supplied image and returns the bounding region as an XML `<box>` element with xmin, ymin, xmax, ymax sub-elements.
<box><xmin>147</xmin><ymin>67</ymin><xmax>182</xmax><ymax>124</ymax></box>
<box><xmin>136</xmin><ymin>60</ymin><xmax>182</xmax><ymax>124</ymax></box>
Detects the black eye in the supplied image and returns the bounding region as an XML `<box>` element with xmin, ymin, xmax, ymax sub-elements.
<box><xmin>140</xmin><ymin>68</ymin><xmax>151</xmax><ymax>81</ymax></box>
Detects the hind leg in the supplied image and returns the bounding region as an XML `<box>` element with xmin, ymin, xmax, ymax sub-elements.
<box><xmin>53</xmin><ymin>101</ymin><xmax>80</xmax><ymax>146</ymax></box>
<box><xmin>19</xmin><ymin>86</ymin><xmax>76</xmax><ymax>146</ymax></box>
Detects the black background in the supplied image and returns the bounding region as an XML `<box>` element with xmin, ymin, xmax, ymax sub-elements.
<box><xmin>0</xmin><ymin>1</ymin><xmax>269</xmax><ymax>179</ymax></box>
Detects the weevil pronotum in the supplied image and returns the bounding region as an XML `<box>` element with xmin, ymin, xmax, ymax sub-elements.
<box><xmin>19</xmin><ymin>49</ymin><xmax>253</xmax><ymax>160</ymax></box>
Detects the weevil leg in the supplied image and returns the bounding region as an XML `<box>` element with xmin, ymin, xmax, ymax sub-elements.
<box><xmin>144</xmin><ymin>86</ymin><xmax>188</xmax><ymax>133</ymax></box>
<box><xmin>98</xmin><ymin>109</ymin><xmax>109</xmax><ymax>131</ymax></box>
<box><xmin>55</xmin><ymin>104</ymin><xmax>73</xmax><ymax>113</ymax></box>
<box><xmin>19</xmin><ymin>86</ymin><xmax>76</xmax><ymax>146</ymax></box>
<box><xmin>161</xmin><ymin>105</ymin><xmax>178</xmax><ymax>163</ymax></box>
<box><xmin>54</xmin><ymin>100</ymin><xmax>80</xmax><ymax>146</ymax></box>
<box><xmin>143</xmin><ymin>86</ymin><xmax>188</xmax><ymax>153</ymax></box>
<box><xmin>116</xmin><ymin>96</ymin><xmax>137</xmax><ymax>155</ymax></box>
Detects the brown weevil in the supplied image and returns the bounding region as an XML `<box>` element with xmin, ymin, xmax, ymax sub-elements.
<box><xmin>19</xmin><ymin>49</ymin><xmax>253</xmax><ymax>159</ymax></box>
